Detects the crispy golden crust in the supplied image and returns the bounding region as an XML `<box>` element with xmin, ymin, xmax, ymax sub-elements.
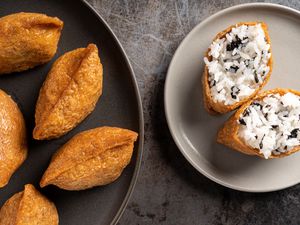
<box><xmin>0</xmin><ymin>192</ymin><xmax>22</xmax><ymax>224</ymax></box>
<box><xmin>0</xmin><ymin>12</ymin><xmax>63</xmax><ymax>74</ymax></box>
<box><xmin>0</xmin><ymin>184</ymin><xmax>59</xmax><ymax>225</ymax></box>
<box><xmin>202</xmin><ymin>22</ymin><xmax>273</xmax><ymax>115</ymax></box>
<box><xmin>33</xmin><ymin>44</ymin><xmax>103</xmax><ymax>140</ymax></box>
<box><xmin>0</xmin><ymin>89</ymin><xmax>27</xmax><ymax>188</ymax></box>
<box><xmin>217</xmin><ymin>88</ymin><xmax>300</xmax><ymax>159</ymax></box>
<box><xmin>40</xmin><ymin>126</ymin><xmax>138</xmax><ymax>190</ymax></box>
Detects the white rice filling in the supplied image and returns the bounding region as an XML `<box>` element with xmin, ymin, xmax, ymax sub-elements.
<box><xmin>238</xmin><ymin>93</ymin><xmax>300</xmax><ymax>159</ymax></box>
<box><xmin>204</xmin><ymin>23</ymin><xmax>271</xmax><ymax>105</ymax></box>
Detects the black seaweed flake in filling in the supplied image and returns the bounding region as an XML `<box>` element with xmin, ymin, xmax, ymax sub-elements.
<box><xmin>239</xmin><ymin>118</ymin><xmax>246</xmax><ymax>126</ymax></box>
<box><xmin>282</xmin><ymin>111</ymin><xmax>288</xmax><ymax>117</ymax></box>
<box><xmin>254</xmin><ymin>71</ymin><xmax>259</xmax><ymax>83</ymax></box>
<box><xmin>288</xmin><ymin>128</ymin><xmax>299</xmax><ymax>139</ymax></box>
<box><xmin>259</xmin><ymin>134</ymin><xmax>265</xmax><ymax>149</ymax></box>
<box><xmin>252</xmin><ymin>102</ymin><xmax>263</xmax><ymax>110</ymax></box>
<box><xmin>274</xmin><ymin>149</ymin><xmax>280</xmax><ymax>153</ymax></box>
<box><xmin>243</xmin><ymin>108</ymin><xmax>250</xmax><ymax>117</ymax></box>
<box><xmin>265</xmin><ymin>104</ymin><xmax>271</xmax><ymax>109</ymax></box>
<box><xmin>244</xmin><ymin>59</ymin><xmax>250</xmax><ymax>67</ymax></box>
<box><xmin>231</xmin><ymin>86</ymin><xmax>240</xmax><ymax>99</ymax></box>
<box><xmin>209</xmin><ymin>79</ymin><xmax>216</xmax><ymax>87</ymax></box>
<box><xmin>226</xmin><ymin>35</ymin><xmax>242</xmax><ymax>51</ymax></box>
<box><xmin>229</xmin><ymin>66</ymin><xmax>239</xmax><ymax>73</ymax></box>
<box><xmin>271</xmin><ymin>125</ymin><xmax>278</xmax><ymax>129</ymax></box>
<box><xmin>264</xmin><ymin>113</ymin><xmax>268</xmax><ymax>120</ymax></box>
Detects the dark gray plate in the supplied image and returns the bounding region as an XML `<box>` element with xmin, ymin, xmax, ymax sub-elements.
<box><xmin>0</xmin><ymin>0</ymin><xmax>143</xmax><ymax>224</ymax></box>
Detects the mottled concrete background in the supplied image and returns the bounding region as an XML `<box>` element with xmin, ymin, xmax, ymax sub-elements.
<box><xmin>86</xmin><ymin>1</ymin><xmax>300</xmax><ymax>224</ymax></box>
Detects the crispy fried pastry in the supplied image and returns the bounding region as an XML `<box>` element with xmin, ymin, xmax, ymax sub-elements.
<box><xmin>0</xmin><ymin>89</ymin><xmax>27</xmax><ymax>188</ymax></box>
<box><xmin>203</xmin><ymin>22</ymin><xmax>272</xmax><ymax>114</ymax></box>
<box><xmin>33</xmin><ymin>44</ymin><xmax>103</xmax><ymax>140</ymax></box>
<box><xmin>217</xmin><ymin>88</ymin><xmax>300</xmax><ymax>159</ymax></box>
<box><xmin>0</xmin><ymin>12</ymin><xmax>63</xmax><ymax>74</ymax></box>
<box><xmin>0</xmin><ymin>184</ymin><xmax>59</xmax><ymax>225</ymax></box>
<box><xmin>40</xmin><ymin>126</ymin><xmax>138</xmax><ymax>190</ymax></box>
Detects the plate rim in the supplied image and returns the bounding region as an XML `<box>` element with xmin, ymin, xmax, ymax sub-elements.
<box><xmin>81</xmin><ymin>0</ymin><xmax>144</xmax><ymax>223</ymax></box>
<box><xmin>164</xmin><ymin>2</ymin><xmax>300</xmax><ymax>193</ymax></box>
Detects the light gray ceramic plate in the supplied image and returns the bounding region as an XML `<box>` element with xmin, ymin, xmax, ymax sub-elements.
<box><xmin>165</xmin><ymin>3</ymin><xmax>300</xmax><ymax>192</ymax></box>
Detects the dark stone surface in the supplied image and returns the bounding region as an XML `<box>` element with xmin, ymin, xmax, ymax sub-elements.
<box><xmin>87</xmin><ymin>1</ymin><xmax>300</xmax><ymax>224</ymax></box>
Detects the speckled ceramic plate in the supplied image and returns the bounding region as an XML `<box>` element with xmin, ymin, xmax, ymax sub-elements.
<box><xmin>165</xmin><ymin>3</ymin><xmax>300</xmax><ymax>192</ymax></box>
<box><xmin>0</xmin><ymin>0</ymin><xmax>143</xmax><ymax>224</ymax></box>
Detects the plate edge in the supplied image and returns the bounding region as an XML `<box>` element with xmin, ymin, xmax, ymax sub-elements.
<box><xmin>80</xmin><ymin>0</ymin><xmax>144</xmax><ymax>223</ymax></box>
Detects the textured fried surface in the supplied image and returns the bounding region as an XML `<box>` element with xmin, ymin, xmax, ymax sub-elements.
<box><xmin>33</xmin><ymin>44</ymin><xmax>103</xmax><ymax>140</ymax></box>
<box><xmin>217</xmin><ymin>88</ymin><xmax>300</xmax><ymax>159</ymax></box>
<box><xmin>202</xmin><ymin>22</ymin><xmax>273</xmax><ymax>115</ymax></box>
<box><xmin>0</xmin><ymin>192</ymin><xmax>22</xmax><ymax>224</ymax></box>
<box><xmin>0</xmin><ymin>12</ymin><xmax>63</xmax><ymax>74</ymax></box>
<box><xmin>40</xmin><ymin>126</ymin><xmax>138</xmax><ymax>190</ymax></box>
<box><xmin>0</xmin><ymin>89</ymin><xmax>27</xmax><ymax>188</ymax></box>
<box><xmin>0</xmin><ymin>184</ymin><xmax>59</xmax><ymax>225</ymax></box>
